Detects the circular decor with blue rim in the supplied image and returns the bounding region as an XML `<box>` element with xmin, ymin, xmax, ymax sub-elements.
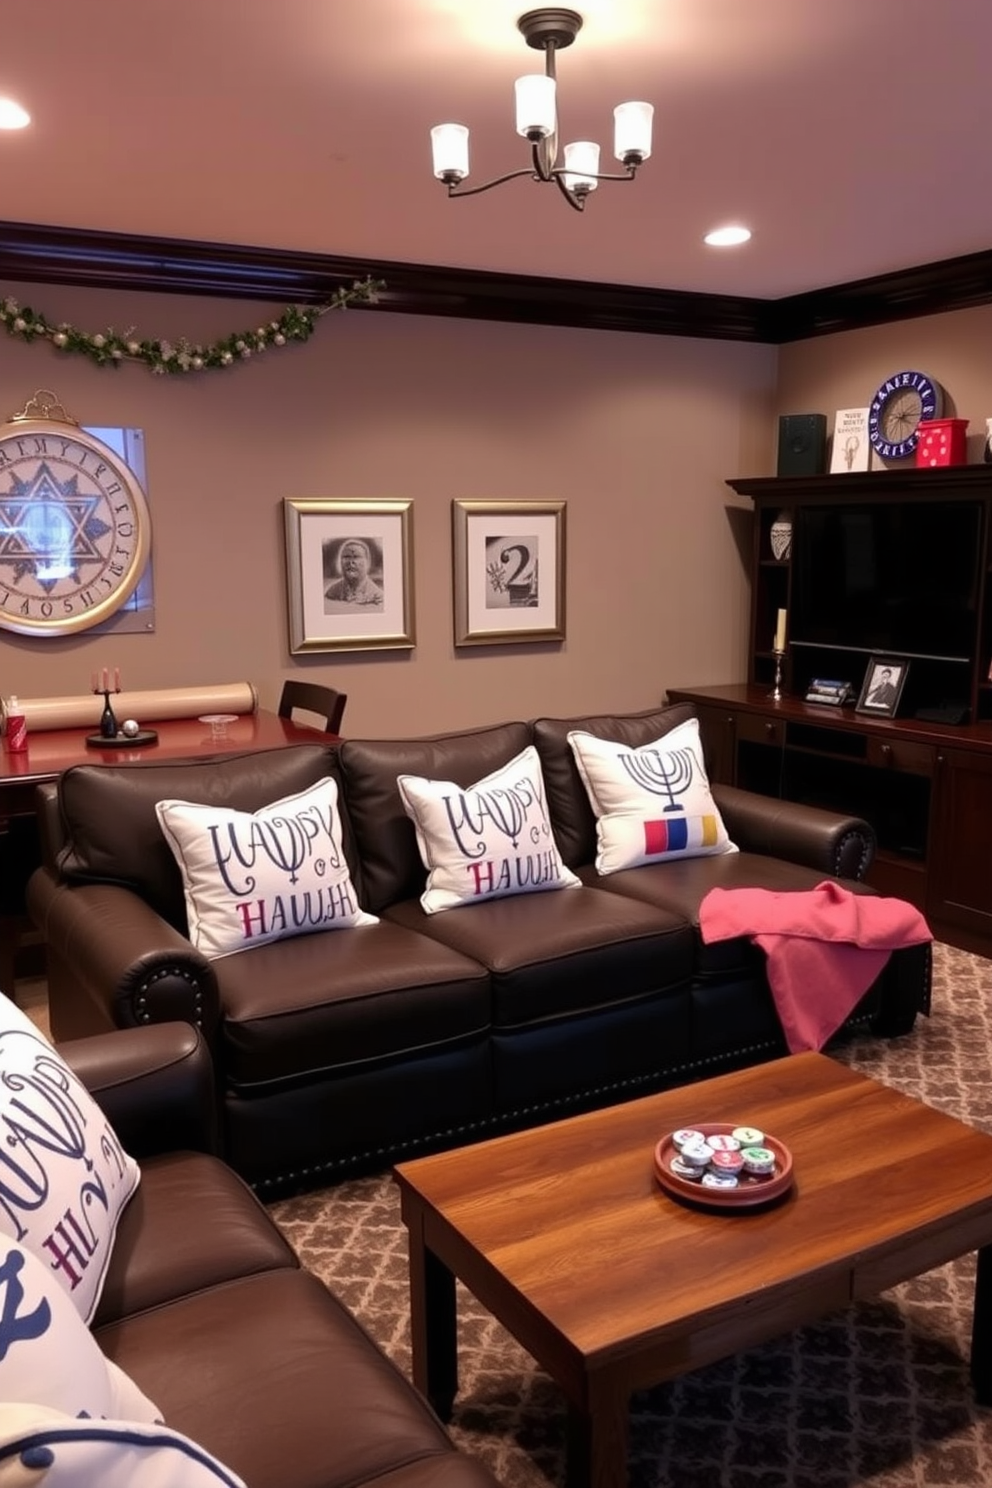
<box><xmin>867</xmin><ymin>369</ymin><xmax>943</xmax><ymax>460</ymax></box>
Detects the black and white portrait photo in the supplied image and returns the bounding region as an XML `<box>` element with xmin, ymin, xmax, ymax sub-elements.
<box><xmin>323</xmin><ymin>536</ymin><xmax>384</xmax><ymax>613</ymax></box>
<box><xmin>856</xmin><ymin>659</ymin><xmax>907</xmax><ymax>717</ymax></box>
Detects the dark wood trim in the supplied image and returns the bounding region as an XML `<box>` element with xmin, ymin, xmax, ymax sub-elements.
<box><xmin>0</xmin><ymin>219</ymin><xmax>769</xmax><ymax>342</ymax></box>
<box><xmin>2</xmin><ymin>218</ymin><xmax>991</xmax><ymax>344</ymax></box>
<box><xmin>727</xmin><ymin>465</ymin><xmax>992</xmax><ymax>502</ymax></box>
<box><xmin>768</xmin><ymin>249</ymin><xmax>992</xmax><ymax>342</ymax></box>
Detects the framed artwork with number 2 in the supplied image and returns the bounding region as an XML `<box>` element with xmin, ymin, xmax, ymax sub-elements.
<box><xmin>452</xmin><ymin>500</ymin><xmax>566</xmax><ymax>646</ymax></box>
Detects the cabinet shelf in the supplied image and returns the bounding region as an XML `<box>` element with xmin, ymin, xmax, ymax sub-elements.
<box><xmin>732</xmin><ymin>466</ymin><xmax>992</xmax><ymax>724</ymax></box>
<box><xmin>676</xmin><ymin>466</ymin><xmax>992</xmax><ymax>953</ymax></box>
<box><xmin>668</xmin><ymin>682</ymin><xmax>992</xmax><ymax>959</ymax></box>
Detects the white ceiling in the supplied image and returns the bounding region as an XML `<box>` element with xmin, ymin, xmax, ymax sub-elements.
<box><xmin>2</xmin><ymin>0</ymin><xmax>990</xmax><ymax>301</ymax></box>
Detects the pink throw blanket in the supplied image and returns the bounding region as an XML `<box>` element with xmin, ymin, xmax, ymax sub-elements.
<box><xmin>699</xmin><ymin>881</ymin><xmax>932</xmax><ymax>1053</ymax></box>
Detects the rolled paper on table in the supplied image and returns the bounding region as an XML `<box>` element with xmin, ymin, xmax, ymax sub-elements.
<box><xmin>8</xmin><ymin>681</ymin><xmax>258</xmax><ymax>731</ymax></box>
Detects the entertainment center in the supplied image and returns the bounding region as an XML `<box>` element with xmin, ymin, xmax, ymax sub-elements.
<box><xmin>668</xmin><ymin>464</ymin><xmax>992</xmax><ymax>958</ymax></box>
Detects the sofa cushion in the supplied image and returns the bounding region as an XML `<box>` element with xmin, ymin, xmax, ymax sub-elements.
<box><xmin>0</xmin><ymin>1240</ymin><xmax>160</xmax><ymax>1422</ymax></box>
<box><xmin>155</xmin><ymin>777</ymin><xmax>376</xmax><ymax>957</ymax></box>
<box><xmin>54</xmin><ymin>745</ymin><xmax>339</xmax><ymax>930</ymax></box>
<box><xmin>585</xmin><ymin>851</ymin><xmax>878</xmax><ymax>979</ymax></box>
<box><xmin>386</xmin><ymin>884</ymin><xmax>694</xmax><ymax>1029</ymax></box>
<box><xmin>532</xmin><ymin>703</ymin><xmax>698</xmax><ymax>869</ymax></box>
<box><xmin>95</xmin><ymin>1267</ymin><xmax>484</xmax><ymax>1488</ymax></box>
<box><xmin>338</xmin><ymin>721</ymin><xmax>533</xmax><ymax>913</ymax></box>
<box><xmin>567</xmin><ymin>717</ymin><xmax>736</xmax><ymax>873</ymax></box>
<box><xmin>397</xmin><ymin>745</ymin><xmax>581</xmax><ymax>913</ymax></box>
<box><xmin>0</xmin><ymin>996</ymin><xmax>140</xmax><ymax>1323</ymax></box>
<box><xmin>93</xmin><ymin>1152</ymin><xmax>298</xmax><ymax>1328</ymax></box>
<box><xmin>0</xmin><ymin>1405</ymin><xmax>245</xmax><ymax>1487</ymax></box>
<box><xmin>210</xmin><ymin>918</ymin><xmax>491</xmax><ymax>1090</ymax></box>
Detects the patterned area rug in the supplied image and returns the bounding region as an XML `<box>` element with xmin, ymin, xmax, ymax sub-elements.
<box><xmin>268</xmin><ymin>944</ymin><xmax>992</xmax><ymax>1487</ymax></box>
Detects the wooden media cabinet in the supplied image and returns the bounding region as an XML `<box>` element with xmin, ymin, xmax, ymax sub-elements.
<box><xmin>667</xmin><ymin>681</ymin><xmax>992</xmax><ymax>958</ymax></box>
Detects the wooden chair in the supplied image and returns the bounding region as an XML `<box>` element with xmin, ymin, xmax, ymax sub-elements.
<box><xmin>277</xmin><ymin>680</ymin><xmax>347</xmax><ymax>735</ymax></box>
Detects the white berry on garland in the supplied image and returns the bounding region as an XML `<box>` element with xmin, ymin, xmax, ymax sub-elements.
<box><xmin>0</xmin><ymin>278</ymin><xmax>383</xmax><ymax>375</ymax></box>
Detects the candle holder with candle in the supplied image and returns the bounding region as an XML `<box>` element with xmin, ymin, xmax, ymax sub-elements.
<box><xmin>90</xmin><ymin>668</ymin><xmax>121</xmax><ymax>738</ymax></box>
<box><xmin>86</xmin><ymin>669</ymin><xmax>159</xmax><ymax>748</ymax></box>
<box><xmin>769</xmin><ymin>608</ymin><xmax>788</xmax><ymax>700</ymax></box>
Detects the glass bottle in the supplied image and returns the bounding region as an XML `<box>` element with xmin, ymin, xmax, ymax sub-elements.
<box><xmin>100</xmin><ymin>691</ymin><xmax>119</xmax><ymax>739</ymax></box>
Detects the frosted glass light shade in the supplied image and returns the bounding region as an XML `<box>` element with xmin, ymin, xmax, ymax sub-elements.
<box><xmin>563</xmin><ymin>140</ymin><xmax>600</xmax><ymax>193</ymax></box>
<box><xmin>431</xmin><ymin>123</ymin><xmax>469</xmax><ymax>181</ymax></box>
<box><xmin>0</xmin><ymin>97</ymin><xmax>30</xmax><ymax>130</ymax></box>
<box><xmin>614</xmin><ymin>101</ymin><xmax>653</xmax><ymax>162</ymax></box>
<box><xmin>515</xmin><ymin>75</ymin><xmax>556</xmax><ymax>138</ymax></box>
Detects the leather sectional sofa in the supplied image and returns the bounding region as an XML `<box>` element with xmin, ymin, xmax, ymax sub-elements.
<box><xmin>28</xmin><ymin>702</ymin><xmax>931</xmax><ymax>1195</ymax></box>
<box><xmin>60</xmin><ymin>1019</ymin><xmax>501</xmax><ymax>1488</ymax></box>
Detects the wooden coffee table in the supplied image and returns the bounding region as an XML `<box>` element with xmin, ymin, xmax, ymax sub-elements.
<box><xmin>394</xmin><ymin>1052</ymin><xmax>992</xmax><ymax>1488</ymax></box>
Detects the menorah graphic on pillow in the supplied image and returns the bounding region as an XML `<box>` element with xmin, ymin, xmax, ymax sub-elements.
<box><xmin>619</xmin><ymin>745</ymin><xmax>721</xmax><ymax>856</ymax></box>
<box><xmin>620</xmin><ymin>745</ymin><xmax>696</xmax><ymax>810</ymax></box>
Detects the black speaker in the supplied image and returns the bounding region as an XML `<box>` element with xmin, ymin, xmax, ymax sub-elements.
<box><xmin>777</xmin><ymin>413</ymin><xmax>827</xmax><ymax>477</ymax></box>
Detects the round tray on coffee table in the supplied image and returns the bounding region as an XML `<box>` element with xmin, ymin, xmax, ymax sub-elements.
<box><xmin>653</xmin><ymin>1123</ymin><xmax>794</xmax><ymax>1210</ymax></box>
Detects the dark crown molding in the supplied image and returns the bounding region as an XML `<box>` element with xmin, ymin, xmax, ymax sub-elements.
<box><xmin>1</xmin><ymin>219</ymin><xmax>990</xmax><ymax>344</ymax></box>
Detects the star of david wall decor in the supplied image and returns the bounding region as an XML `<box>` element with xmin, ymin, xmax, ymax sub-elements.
<box><xmin>0</xmin><ymin>390</ymin><xmax>151</xmax><ymax>636</ymax></box>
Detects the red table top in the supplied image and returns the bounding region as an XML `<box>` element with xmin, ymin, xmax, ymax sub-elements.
<box><xmin>0</xmin><ymin>710</ymin><xmax>336</xmax><ymax>809</ymax></box>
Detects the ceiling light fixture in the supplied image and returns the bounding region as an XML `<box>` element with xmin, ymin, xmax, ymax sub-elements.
<box><xmin>704</xmin><ymin>225</ymin><xmax>751</xmax><ymax>247</ymax></box>
<box><xmin>0</xmin><ymin>98</ymin><xmax>30</xmax><ymax>130</ymax></box>
<box><xmin>430</xmin><ymin>8</ymin><xmax>653</xmax><ymax>214</ymax></box>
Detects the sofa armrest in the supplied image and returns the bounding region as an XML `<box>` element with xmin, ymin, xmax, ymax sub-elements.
<box><xmin>26</xmin><ymin>868</ymin><xmax>220</xmax><ymax>1043</ymax></box>
<box><xmin>711</xmin><ymin>783</ymin><xmax>876</xmax><ymax>882</ymax></box>
<box><xmin>58</xmin><ymin>1023</ymin><xmax>220</xmax><ymax>1157</ymax></box>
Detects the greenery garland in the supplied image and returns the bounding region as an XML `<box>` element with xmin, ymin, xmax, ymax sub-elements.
<box><xmin>0</xmin><ymin>277</ymin><xmax>384</xmax><ymax>375</ymax></box>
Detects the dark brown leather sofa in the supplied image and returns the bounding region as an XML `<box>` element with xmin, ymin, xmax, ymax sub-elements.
<box><xmin>28</xmin><ymin>703</ymin><xmax>931</xmax><ymax>1195</ymax></box>
<box><xmin>60</xmin><ymin>1019</ymin><xmax>501</xmax><ymax>1488</ymax></box>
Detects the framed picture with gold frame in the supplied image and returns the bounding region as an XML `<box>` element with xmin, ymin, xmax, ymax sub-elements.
<box><xmin>452</xmin><ymin>499</ymin><xmax>566</xmax><ymax>647</ymax></box>
<box><xmin>283</xmin><ymin>498</ymin><xmax>415</xmax><ymax>654</ymax></box>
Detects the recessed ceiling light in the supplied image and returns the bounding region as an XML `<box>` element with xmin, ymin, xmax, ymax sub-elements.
<box><xmin>0</xmin><ymin>98</ymin><xmax>31</xmax><ymax>130</ymax></box>
<box><xmin>704</xmin><ymin>225</ymin><xmax>751</xmax><ymax>248</ymax></box>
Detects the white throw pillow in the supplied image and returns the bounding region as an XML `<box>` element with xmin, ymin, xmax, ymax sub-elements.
<box><xmin>0</xmin><ymin>1404</ymin><xmax>246</xmax><ymax>1487</ymax></box>
<box><xmin>155</xmin><ymin>777</ymin><xmax>377</xmax><ymax>958</ymax></box>
<box><xmin>0</xmin><ymin>996</ymin><xmax>140</xmax><ymax>1324</ymax></box>
<box><xmin>567</xmin><ymin>718</ymin><xmax>737</xmax><ymax>874</ymax></box>
<box><xmin>397</xmin><ymin>745</ymin><xmax>581</xmax><ymax>914</ymax></box>
<box><xmin>0</xmin><ymin>1241</ymin><xmax>160</xmax><ymax>1422</ymax></box>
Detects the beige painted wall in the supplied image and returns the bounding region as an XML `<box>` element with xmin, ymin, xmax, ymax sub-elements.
<box><xmin>0</xmin><ymin>282</ymin><xmax>775</xmax><ymax>736</ymax></box>
<box><xmin>776</xmin><ymin>303</ymin><xmax>992</xmax><ymax>468</ymax></box>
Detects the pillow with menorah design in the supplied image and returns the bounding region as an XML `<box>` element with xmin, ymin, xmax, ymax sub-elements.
<box><xmin>567</xmin><ymin>717</ymin><xmax>737</xmax><ymax>874</ymax></box>
<box><xmin>397</xmin><ymin>745</ymin><xmax>581</xmax><ymax>914</ymax></box>
<box><xmin>155</xmin><ymin>777</ymin><xmax>377</xmax><ymax>959</ymax></box>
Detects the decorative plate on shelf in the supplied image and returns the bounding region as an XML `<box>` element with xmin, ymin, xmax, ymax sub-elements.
<box><xmin>653</xmin><ymin>1123</ymin><xmax>794</xmax><ymax>1211</ymax></box>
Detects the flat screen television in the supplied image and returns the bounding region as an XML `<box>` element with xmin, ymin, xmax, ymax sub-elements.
<box><xmin>790</xmin><ymin>500</ymin><xmax>983</xmax><ymax>663</ymax></box>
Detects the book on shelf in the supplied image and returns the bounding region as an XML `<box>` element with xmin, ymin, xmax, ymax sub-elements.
<box><xmin>829</xmin><ymin>408</ymin><xmax>870</xmax><ymax>473</ymax></box>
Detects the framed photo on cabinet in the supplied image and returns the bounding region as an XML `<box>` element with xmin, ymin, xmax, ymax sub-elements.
<box><xmin>452</xmin><ymin>500</ymin><xmax>566</xmax><ymax>646</ymax></box>
<box><xmin>283</xmin><ymin>498</ymin><xmax>415</xmax><ymax>653</ymax></box>
<box><xmin>855</xmin><ymin>656</ymin><xmax>907</xmax><ymax>718</ymax></box>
